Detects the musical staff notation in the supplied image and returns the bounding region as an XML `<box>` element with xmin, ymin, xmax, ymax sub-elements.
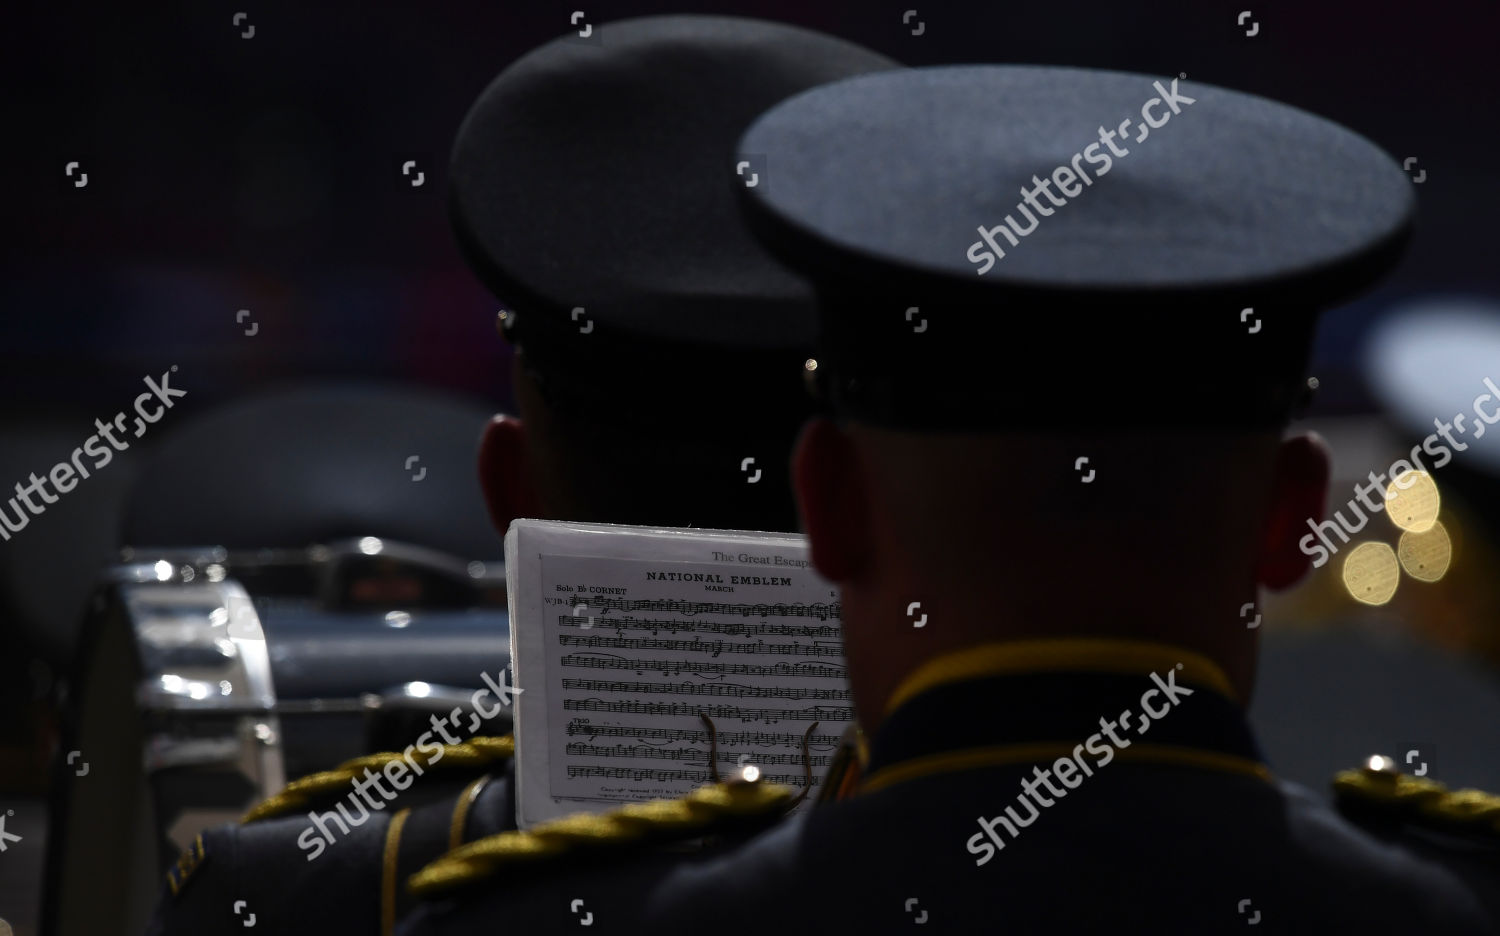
<box><xmin>566</xmin><ymin>765</ymin><xmax>808</xmax><ymax>785</ymax></box>
<box><xmin>564</xmin><ymin>719</ymin><xmax>843</xmax><ymax>748</ymax></box>
<box><xmin>563</xmin><ymin>742</ymin><xmax>833</xmax><ymax>768</ymax></box>
<box><xmin>552</xmin><ymin>614</ymin><xmax>842</xmax><ymax>639</ymax></box>
<box><xmin>560</xmin><ymin>654</ymin><xmax>846</xmax><ymax>679</ymax></box>
<box><xmin>567</xmin><ymin>597</ymin><xmax>840</xmax><ymax>620</ymax></box>
<box><xmin>561</xmin><ymin>678</ymin><xmax>850</xmax><ymax>701</ymax></box>
<box><xmin>557</xmin><ymin>634</ymin><xmax>844</xmax><ymax>658</ymax></box>
<box><xmin>562</xmin><ymin>699</ymin><xmax>853</xmax><ymax>723</ymax></box>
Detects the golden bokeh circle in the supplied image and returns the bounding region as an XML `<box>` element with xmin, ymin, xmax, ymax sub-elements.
<box><xmin>1342</xmin><ymin>541</ymin><xmax>1400</xmax><ymax>605</ymax></box>
<box><xmin>1398</xmin><ymin>520</ymin><xmax>1452</xmax><ymax>582</ymax></box>
<box><xmin>1385</xmin><ymin>470</ymin><xmax>1440</xmax><ymax>532</ymax></box>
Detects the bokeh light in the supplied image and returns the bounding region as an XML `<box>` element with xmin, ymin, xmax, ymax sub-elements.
<box><xmin>1397</xmin><ymin>520</ymin><xmax>1452</xmax><ymax>582</ymax></box>
<box><xmin>1342</xmin><ymin>541</ymin><xmax>1400</xmax><ymax>605</ymax></box>
<box><xmin>1384</xmin><ymin>470</ymin><xmax>1440</xmax><ymax>532</ymax></box>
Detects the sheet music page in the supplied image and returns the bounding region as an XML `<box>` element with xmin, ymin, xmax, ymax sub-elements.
<box><xmin>505</xmin><ymin>519</ymin><xmax>849</xmax><ymax>828</ymax></box>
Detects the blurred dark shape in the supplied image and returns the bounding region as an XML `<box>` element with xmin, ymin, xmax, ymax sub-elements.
<box><xmin>123</xmin><ymin>381</ymin><xmax>501</xmax><ymax>557</ymax></box>
<box><xmin>0</xmin><ymin>420</ymin><xmax>141</xmax><ymax>667</ymax></box>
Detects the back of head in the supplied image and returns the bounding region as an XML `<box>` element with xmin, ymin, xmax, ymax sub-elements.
<box><xmin>735</xmin><ymin>64</ymin><xmax>1415</xmax><ymax>708</ymax></box>
<box><xmin>449</xmin><ymin>16</ymin><xmax>899</xmax><ymax>531</ymax></box>
<box><xmin>737</xmin><ymin>62</ymin><xmax>1413</xmax><ymax>577</ymax></box>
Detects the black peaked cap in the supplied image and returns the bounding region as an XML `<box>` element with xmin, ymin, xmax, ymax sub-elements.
<box><xmin>735</xmin><ymin>65</ymin><xmax>1417</xmax><ymax>428</ymax></box>
<box><xmin>451</xmin><ymin>15</ymin><xmax>900</xmax><ymax>426</ymax></box>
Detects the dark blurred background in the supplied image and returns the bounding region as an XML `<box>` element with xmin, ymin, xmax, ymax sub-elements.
<box><xmin>2</xmin><ymin>1</ymin><xmax>1498</xmax><ymax>933</ymax></box>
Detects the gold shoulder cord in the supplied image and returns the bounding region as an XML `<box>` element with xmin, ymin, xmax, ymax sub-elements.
<box><xmin>165</xmin><ymin>834</ymin><xmax>207</xmax><ymax>895</ymax></box>
<box><xmin>406</xmin><ymin>713</ymin><xmax>818</xmax><ymax>899</ymax></box>
<box><xmin>381</xmin><ymin>808</ymin><xmax>413</xmax><ymax>936</ymax></box>
<box><xmin>449</xmin><ymin>775</ymin><xmax>492</xmax><ymax>849</ymax></box>
<box><xmin>407</xmin><ymin>776</ymin><xmax>796</xmax><ymax>900</ymax></box>
<box><xmin>1335</xmin><ymin>755</ymin><xmax>1500</xmax><ymax>838</ymax></box>
<box><xmin>241</xmin><ymin>734</ymin><xmax>515</xmax><ymax>824</ymax></box>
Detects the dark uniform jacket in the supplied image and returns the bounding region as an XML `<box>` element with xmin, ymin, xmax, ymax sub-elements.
<box><xmin>398</xmin><ymin>640</ymin><xmax>1497</xmax><ymax>935</ymax></box>
<box><xmin>145</xmin><ymin>757</ymin><xmax>516</xmax><ymax>935</ymax></box>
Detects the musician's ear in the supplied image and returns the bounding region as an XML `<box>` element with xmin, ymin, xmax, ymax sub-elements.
<box><xmin>1255</xmin><ymin>432</ymin><xmax>1332</xmax><ymax>590</ymax></box>
<box><xmin>792</xmin><ymin>418</ymin><xmax>872</xmax><ymax>583</ymax></box>
<box><xmin>479</xmin><ymin>414</ymin><xmax>544</xmax><ymax>535</ymax></box>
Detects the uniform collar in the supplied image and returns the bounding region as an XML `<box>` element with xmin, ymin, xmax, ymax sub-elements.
<box><xmin>857</xmin><ymin>638</ymin><xmax>1268</xmax><ymax>796</ymax></box>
